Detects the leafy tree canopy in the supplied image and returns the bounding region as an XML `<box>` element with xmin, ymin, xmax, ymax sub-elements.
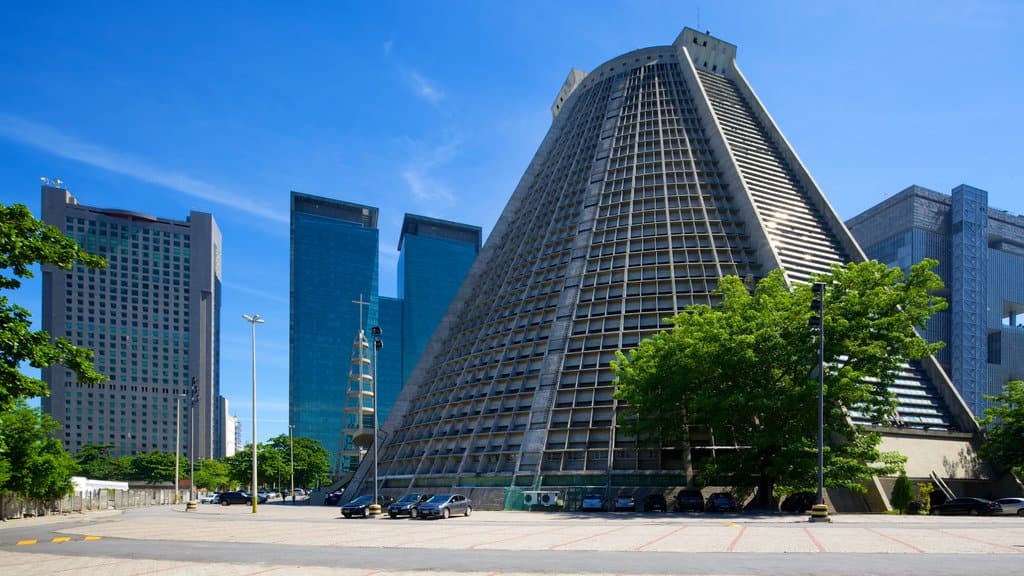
<box><xmin>613</xmin><ymin>261</ymin><xmax>946</xmax><ymax>508</ymax></box>
<box><xmin>266</xmin><ymin>434</ymin><xmax>331</xmax><ymax>489</ymax></box>
<box><xmin>193</xmin><ymin>458</ymin><xmax>232</xmax><ymax>491</ymax></box>
<box><xmin>0</xmin><ymin>202</ymin><xmax>106</xmax><ymax>410</ymax></box>
<box><xmin>979</xmin><ymin>380</ymin><xmax>1024</xmax><ymax>477</ymax></box>
<box><xmin>0</xmin><ymin>401</ymin><xmax>76</xmax><ymax>501</ymax></box>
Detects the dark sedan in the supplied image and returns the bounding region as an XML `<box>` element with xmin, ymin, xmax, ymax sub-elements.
<box><xmin>341</xmin><ymin>495</ymin><xmax>375</xmax><ymax>518</ymax></box>
<box><xmin>705</xmin><ymin>492</ymin><xmax>738</xmax><ymax>512</ymax></box>
<box><xmin>388</xmin><ymin>493</ymin><xmax>431</xmax><ymax>518</ymax></box>
<box><xmin>674</xmin><ymin>490</ymin><xmax>705</xmax><ymax>512</ymax></box>
<box><xmin>930</xmin><ymin>497</ymin><xmax>1002</xmax><ymax>516</ymax></box>
<box><xmin>417</xmin><ymin>493</ymin><xmax>472</xmax><ymax>519</ymax></box>
<box><xmin>219</xmin><ymin>491</ymin><xmax>265</xmax><ymax>506</ymax></box>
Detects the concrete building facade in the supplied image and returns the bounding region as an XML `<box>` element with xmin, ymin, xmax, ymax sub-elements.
<box><xmin>348</xmin><ymin>28</ymin><xmax>985</xmax><ymax>508</ymax></box>
<box><xmin>41</xmin><ymin>184</ymin><xmax>223</xmax><ymax>458</ymax></box>
<box><xmin>847</xmin><ymin>185</ymin><xmax>1024</xmax><ymax>416</ymax></box>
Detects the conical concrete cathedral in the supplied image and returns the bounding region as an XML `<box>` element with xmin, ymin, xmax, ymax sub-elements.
<box><xmin>350</xmin><ymin>28</ymin><xmax>986</xmax><ymax>509</ymax></box>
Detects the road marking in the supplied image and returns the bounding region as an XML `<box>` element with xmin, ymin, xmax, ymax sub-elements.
<box><xmin>804</xmin><ymin>527</ymin><xmax>827</xmax><ymax>552</ymax></box>
<box><xmin>468</xmin><ymin>524</ymin><xmax>567</xmax><ymax>549</ymax></box>
<box><xmin>722</xmin><ymin>521</ymin><xmax>740</xmax><ymax>528</ymax></box>
<box><xmin>52</xmin><ymin>536</ymin><xmax>71</xmax><ymax>543</ymax></box>
<box><xmin>16</xmin><ymin>539</ymin><xmax>37</xmax><ymax>546</ymax></box>
<box><xmin>84</xmin><ymin>535</ymin><xmax>102</xmax><ymax>541</ymax></box>
<box><xmin>726</xmin><ymin>526</ymin><xmax>747</xmax><ymax>552</ymax></box>
<box><xmin>548</xmin><ymin>525</ymin><xmax>629</xmax><ymax>550</ymax></box>
<box><xmin>634</xmin><ymin>524</ymin><xmax>687</xmax><ymax>551</ymax></box>
<box><xmin>937</xmin><ymin>529</ymin><xmax>1024</xmax><ymax>553</ymax></box>
<box><xmin>865</xmin><ymin>528</ymin><xmax>924</xmax><ymax>553</ymax></box>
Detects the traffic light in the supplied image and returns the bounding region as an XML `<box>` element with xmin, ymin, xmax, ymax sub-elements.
<box><xmin>808</xmin><ymin>282</ymin><xmax>825</xmax><ymax>331</ymax></box>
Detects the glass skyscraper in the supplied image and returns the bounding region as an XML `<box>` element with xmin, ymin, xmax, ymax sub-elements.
<box><xmin>40</xmin><ymin>184</ymin><xmax>223</xmax><ymax>459</ymax></box>
<box><xmin>290</xmin><ymin>194</ymin><xmax>480</xmax><ymax>475</ymax></box>
<box><xmin>398</xmin><ymin>215</ymin><xmax>482</xmax><ymax>386</ymax></box>
<box><xmin>847</xmin><ymin>184</ymin><xmax>1024</xmax><ymax>416</ymax></box>
<box><xmin>290</xmin><ymin>192</ymin><xmax>379</xmax><ymax>472</ymax></box>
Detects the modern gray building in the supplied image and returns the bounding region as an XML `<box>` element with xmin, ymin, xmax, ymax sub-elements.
<box><xmin>41</xmin><ymin>184</ymin><xmax>223</xmax><ymax>459</ymax></box>
<box><xmin>348</xmin><ymin>28</ymin><xmax>988</xmax><ymax>509</ymax></box>
<box><xmin>847</xmin><ymin>184</ymin><xmax>1024</xmax><ymax>416</ymax></box>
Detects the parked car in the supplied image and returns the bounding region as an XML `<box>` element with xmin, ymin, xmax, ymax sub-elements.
<box><xmin>705</xmin><ymin>492</ymin><xmax>738</xmax><ymax>512</ymax></box>
<box><xmin>994</xmin><ymin>497</ymin><xmax>1024</xmax><ymax>516</ymax></box>
<box><xmin>199</xmin><ymin>493</ymin><xmax>219</xmax><ymax>504</ymax></box>
<box><xmin>341</xmin><ymin>495</ymin><xmax>375</xmax><ymax>518</ymax></box>
<box><xmin>674</xmin><ymin>490</ymin><xmax>705</xmax><ymax>512</ymax></box>
<box><xmin>930</xmin><ymin>497</ymin><xmax>1002</xmax><ymax>516</ymax></box>
<box><xmin>580</xmin><ymin>493</ymin><xmax>605</xmax><ymax>512</ymax></box>
<box><xmin>219</xmin><ymin>491</ymin><xmax>258</xmax><ymax>506</ymax></box>
<box><xmin>388</xmin><ymin>493</ymin><xmax>431</xmax><ymax>518</ymax></box>
<box><xmin>418</xmin><ymin>493</ymin><xmax>472</xmax><ymax>519</ymax></box>
<box><xmin>614</xmin><ymin>494</ymin><xmax>636</xmax><ymax>512</ymax></box>
<box><xmin>643</xmin><ymin>493</ymin><xmax>668</xmax><ymax>512</ymax></box>
<box><xmin>324</xmin><ymin>491</ymin><xmax>345</xmax><ymax>506</ymax></box>
<box><xmin>780</xmin><ymin>492</ymin><xmax>817</xmax><ymax>514</ymax></box>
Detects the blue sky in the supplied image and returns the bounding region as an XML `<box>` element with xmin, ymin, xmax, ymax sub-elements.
<box><xmin>1</xmin><ymin>1</ymin><xmax>1021</xmax><ymax>445</ymax></box>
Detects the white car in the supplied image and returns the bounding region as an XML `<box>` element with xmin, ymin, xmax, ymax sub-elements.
<box><xmin>199</xmin><ymin>493</ymin><xmax>219</xmax><ymax>504</ymax></box>
<box><xmin>994</xmin><ymin>497</ymin><xmax>1024</xmax><ymax>516</ymax></box>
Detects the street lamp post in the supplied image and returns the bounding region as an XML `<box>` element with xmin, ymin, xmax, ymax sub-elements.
<box><xmin>189</xmin><ymin>377</ymin><xmax>197</xmax><ymax>502</ymax></box>
<box><xmin>808</xmin><ymin>282</ymin><xmax>830</xmax><ymax>522</ymax></box>
<box><xmin>243</xmin><ymin>313</ymin><xmax>264</xmax><ymax>514</ymax></box>
<box><xmin>289</xmin><ymin>424</ymin><xmax>295</xmax><ymax>505</ymax></box>
<box><xmin>174</xmin><ymin>394</ymin><xmax>182</xmax><ymax>504</ymax></box>
<box><xmin>371</xmin><ymin>326</ymin><xmax>382</xmax><ymax>513</ymax></box>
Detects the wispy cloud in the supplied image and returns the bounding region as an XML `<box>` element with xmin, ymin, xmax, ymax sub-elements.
<box><xmin>0</xmin><ymin>113</ymin><xmax>286</xmax><ymax>224</ymax></box>
<box><xmin>223</xmin><ymin>280</ymin><xmax>288</xmax><ymax>304</ymax></box>
<box><xmin>402</xmin><ymin>69</ymin><xmax>444</xmax><ymax>105</ymax></box>
<box><xmin>401</xmin><ymin>134</ymin><xmax>460</xmax><ymax>206</ymax></box>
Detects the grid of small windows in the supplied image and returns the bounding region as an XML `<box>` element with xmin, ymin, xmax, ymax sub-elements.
<box><xmin>377</xmin><ymin>55</ymin><xmax>763</xmax><ymax>480</ymax></box>
<box><xmin>545</xmin><ymin>61</ymin><xmax>761</xmax><ymax>473</ymax></box>
<box><xmin>57</xmin><ymin>212</ymin><xmax>194</xmax><ymax>457</ymax></box>
<box><xmin>377</xmin><ymin>70</ymin><xmax>618</xmax><ymax>478</ymax></box>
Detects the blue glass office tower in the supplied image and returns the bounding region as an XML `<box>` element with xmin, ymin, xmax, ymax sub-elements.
<box><xmin>398</xmin><ymin>215</ymin><xmax>482</xmax><ymax>386</ymax></box>
<box><xmin>848</xmin><ymin>185</ymin><xmax>1024</xmax><ymax>416</ymax></box>
<box><xmin>290</xmin><ymin>192</ymin><xmax>379</xmax><ymax>471</ymax></box>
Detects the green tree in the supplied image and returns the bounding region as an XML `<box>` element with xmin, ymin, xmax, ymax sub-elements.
<box><xmin>75</xmin><ymin>443</ymin><xmax>118</xmax><ymax>479</ymax></box>
<box><xmin>0</xmin><ymin>203</ymin><xmax>106</xmax><ymax>410</ymax></box>
<box><xmin>193</xmin><ymin>458</ymin><xmax>232</xmax><ymax>491</ymax></box>
<box><xmin>130</xmin><ymin>451</ymin><xmax>177</xmax><ymax>484</ymax></box>
<box><xmin>613</xmin><ymin>261</ymin><xmax>946</xmax><ymax>508</ymax></box>
<box><xmin>0</xmin><ymin>402</ymin><xmax>76</xmax><ymax>504</ymax></box>
<box><xmin>265</xmin><ymin>434</ymin><xmax>331</xmax><ymax>489</ymax></box>
<box><xmin>890</xmin><ymin>472</ymin><xmax>915</xmax><ymax>513</ymax></box>
<box><xmin>979</xmin><ymin>380</ymin><xmax>1024</xmax><ymax>477</ymax></box>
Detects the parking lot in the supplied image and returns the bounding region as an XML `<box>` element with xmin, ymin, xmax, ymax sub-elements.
<box><xmin>2</xmin><ymin>504</ymin><xmax>1023</xmax><ymax>575</ymax></box>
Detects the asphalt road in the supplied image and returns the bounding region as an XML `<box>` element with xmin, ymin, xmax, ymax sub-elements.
<box><xmin>1</xmin><ymin>504</ymin><xmax>1022</xmax><ymax>575</ymax></box>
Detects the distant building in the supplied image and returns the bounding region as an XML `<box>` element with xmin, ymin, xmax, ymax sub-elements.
<box><xmin>41</xmin><ymin>184</ymin><xmax>222</xmax><ymax>458</ymax></box>
<box><xmin>847</xmin><ymin>185</ymin><xmax>1024</xmax><ymax>415</ymax></box>
<box><xmin>218</xmin><ymin>397</ymin><xmax>236</xmax><ymax>457</ymax></box>
<box><xmin>289</xmin><ymin>193</ymin><xmax>480</xmax><ymax>473</ymax></box>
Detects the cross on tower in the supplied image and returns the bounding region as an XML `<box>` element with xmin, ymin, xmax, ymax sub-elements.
<box><xmin>352</xmin><ymin>294</ymin><xmax>370</xmax><ymax>334</ymax></box>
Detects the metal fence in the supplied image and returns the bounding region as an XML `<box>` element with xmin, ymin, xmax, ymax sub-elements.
<box><xmin>1</xmin><ymin>487</ymin><xmax>182</xmax><ymax>520</ymax></box>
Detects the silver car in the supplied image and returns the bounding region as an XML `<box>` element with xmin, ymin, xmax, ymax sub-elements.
<box><xmin>417</xmin><ymin>493</ymin><xmax>472</xmax><ymax>519</ymax></box>
<box><xmin>994</xmin><ymin>497</ymin><xmax>1024</xmax><ymax>516</ymax></box>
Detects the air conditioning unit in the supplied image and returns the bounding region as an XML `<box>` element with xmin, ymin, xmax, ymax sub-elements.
<box><xmin>523</xmin><ymin>491</ymin><xmax>539</xmax><ymax>506</ymax></box>
<box><xmin>540</xmin><ymin>491</ymin><xmax>559</xmax><ymax>506</ymax></box>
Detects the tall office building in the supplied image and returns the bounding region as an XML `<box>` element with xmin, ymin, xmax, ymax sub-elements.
<box><xmin>290</xmin><ymin>192</ymin><xmax>380</xmax><ymax>472</ymax></box>
<box><xmin>290</xmin><ymin>195</ymin><xmax>480</xmax><ymax>474</ymax></box>
<box><xmin>349</xmin><ymin>28</ymin><xmax>986</xmax><ymax>508</ymax></box>
<box><xmin>40</xmin><ymin>184</ymin><xmax>222</xmax><ymax>458</ymax></box>
<box><xmin>847</xmin><ymin>185</ymin><xmax>1024</xmax><ymax>416</ymax></box>
<box><xmin>398</xmin><ymin>215</ymin><xmax>482</xmax><ymax>388</ymax></box>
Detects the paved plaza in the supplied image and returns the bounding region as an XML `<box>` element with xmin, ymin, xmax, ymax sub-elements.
<box><xmin>1</xmin><ymin>504</ymin><xmax>1022</xmax><ymax>575</ymax></box>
